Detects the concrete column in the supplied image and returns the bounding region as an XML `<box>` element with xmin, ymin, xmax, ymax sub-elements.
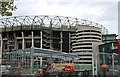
<box><xmin>6</xmin><ymin>34</ymin><xmax>9</xmax><ymax>50</ymax></box>
<box><xmin>0</xmin><ymin>33</ymin><xmax>2</xmax><ymax>64</ymax></box>
<box><xmin>95</xmin><ymin>52</ymin><xmax>98</xmax><ymax>76</ymax></box>
<box><xmin>13</xmin><ymin>32</ymin><xmax>17</xmax><ymax>50</ymax></box>
<box><xmin>21</xmin><ymin>31</ymin><xmax>25</xmax><ymax>49</ymax></box>
<box><xmin>92</xmin><ymin>53</ymin><xmax>95</xmax><ymax>77</ymax></box>
<box><xmin>50</xmin><ymin>30</ymin><xmax>52</xmax><ymax>49</ymax></box>
<box><xmin>40</xmin><ymin>57</ymin><xmax>42</xmax><ymax>67</ymax></box>
<box><xmin>31</xmin><ymin>31</ymin><xmax>34</xmax><ymax>47</ymax></box>
<box><xmin>69</xmin><ymin>32</ymin><xmax>71</xmax><ymax>53</ymax></box>
<box><xmin>60</xmin><ymin>32</ymin><xmax>63</xmax><ymax>51</ymax></box>
<box><xmin>40</xmin><ymin>31</ymin><xmax>42</xmax><ymax>48</ymax></box>
<box><xmin>30</xmin><ymin>47</ymin><xmax>34</xmax><ymax>75</ymax></box>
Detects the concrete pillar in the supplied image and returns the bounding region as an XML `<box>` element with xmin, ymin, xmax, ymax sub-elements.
<box><xmin>13</xmin><ymin>32</ymin><xmax>17</xmax><ymax>50</ymax></box>
<box><xmin>69</xmin><ymin>32</ymin><xmax>71</xmax><ymax>53</ymax></box>
<box><xmin>50</xmin><ymin>30</ymin><xmax>52</xmax><ymax>49</ymax></box>
<box><xmin>40</xmin><ymin>57</ymin><xmax>42</xmax><ymax>67</ymax></box>
<box><xmin>40</xmin><ymin>31</ymin><xmax>42</xmax><ymax>48</ymax></box>
<box><xmin>92</xmin><ymin>53</ymin><xmax>95</xmax><ymax>77</ymax></box>
<box><xmin>95</xmin><ymin>52</ymin><xmax>99</xmax><ymax>76</ymax></box>
<box><xmin>6</xmin><ymin>34</ymin><xmax>9</xmax><ymax>50</ymax></box>
<box><xmin>31</xmin><ymin>31</ymin><xmax>34</xmax><ymax>47</ymax></box>
<box><xmin>0</xmin><ymin>33</ymin><xmax>2</xmax><ymax>64</ymax></box>
<box><xmin>60</xmin><ymin>32</ymin><xmax>63</xmax><ymax>51</ymax></box>
<box><xmin>30</xmin><ymin>47</ymin><xmax>34</xmax><ymax>75</ymax></box>
<box><xmin>21</xmin><ymin>31</ymin><xmax>25</xmax><ymax>49</ymax></box>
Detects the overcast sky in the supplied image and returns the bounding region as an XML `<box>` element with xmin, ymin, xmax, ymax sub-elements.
<box><xmin>9</xmin><ymin>0</ymin><xmax>119</xmax><ymax>34</ymax></box>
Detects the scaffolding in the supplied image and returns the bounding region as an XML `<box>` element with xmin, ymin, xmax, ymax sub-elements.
<box><xmin>6</xmin><ymin>47</ymin><xmax>79</xmax><ymax>75</ymax></box>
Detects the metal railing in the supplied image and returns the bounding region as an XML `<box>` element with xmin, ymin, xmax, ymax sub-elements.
<box><xmin>95</xmin><ymin>52</ymin><xmax>119</xmax><ymax>77</ymax></box>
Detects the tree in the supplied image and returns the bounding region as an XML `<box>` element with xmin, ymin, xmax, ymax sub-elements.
<box><xmin>0</xmin><ymin>1</ymin><xmax>17</xmax><ymax>16</ymax></box>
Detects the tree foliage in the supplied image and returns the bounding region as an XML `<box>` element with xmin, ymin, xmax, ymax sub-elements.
<box><xmin>0</xmin><ymin>1</ymin><xmax>17</xmax><ymax>16</ymax></box>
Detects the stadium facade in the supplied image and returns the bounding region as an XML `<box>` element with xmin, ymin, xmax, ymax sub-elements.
<box><xmin>0</xmin><ymin>15</ymin><xmax>108</xmax><ymax>66</ymax></box>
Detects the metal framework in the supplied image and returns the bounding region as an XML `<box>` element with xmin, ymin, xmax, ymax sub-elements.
<box><xmin>6</xmin><ymin>47</ymin><xmax>79</xmax><ymax>75</ymax></box>
<box><xmin>95</xmin><ymin>52</ymin><xmax>119</xmax><ymax>76</ymax></box>
<box><xmin>0</xmin><ymin>15</ymin><xmax>108</xmax><ymax>34</ymax></box>
<box><xmin>7</xmin><ymin>47</ymin><xmax>79</xmax><ymax>67</ymax></box>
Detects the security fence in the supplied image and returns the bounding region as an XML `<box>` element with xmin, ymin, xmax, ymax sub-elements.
<box><xmin>1</xmin><ymin>47</ymin><xmax>80</xmax><ymax>76</ymax></box>
<box><xmin>95</xmin><ymin>52</ymin><xmax>120</xmax><ymax>77</ymax></box>
<box><xmin>1</xmin><ymin>47</ymin><xmax>120</xmax><ymax>77</ymax></box>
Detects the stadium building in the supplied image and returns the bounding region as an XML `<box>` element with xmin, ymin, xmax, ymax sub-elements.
<box><xmin>0</xmin><ymin>15</ymin><xmax>108</xmax><ymax>66</ymax></box>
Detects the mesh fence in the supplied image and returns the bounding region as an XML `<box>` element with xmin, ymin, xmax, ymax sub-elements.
<box><xmin>96</xmin><ymin>53</ymin><xmax>120</xmax><ymax>76</ymax></box>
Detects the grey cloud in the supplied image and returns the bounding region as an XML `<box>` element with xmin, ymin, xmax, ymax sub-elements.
<box><xmin>4</xmin><ymin>0</ymin><xmax>119</xmax><ymax>34</ymax></box>
<box><xmin>46</xmin><ymin>0</ymin><xmax>73</xmax><ymax>6</ymax></box>
<box><xmin>74</xmin><ymin>2</ymin><xmax>118</xmax><ymax>34</ymax></box>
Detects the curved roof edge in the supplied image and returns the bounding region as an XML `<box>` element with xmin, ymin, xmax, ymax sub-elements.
<box><xmin>0</xmin><ymin>15</ymin><xmax>108</xmax><ymax>34</ymax></box>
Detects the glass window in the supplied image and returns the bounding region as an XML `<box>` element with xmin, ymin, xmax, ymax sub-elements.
<box><xmin>106</xmin><ymin>36</ymin><xmax>115</xmax><ymax>41</ymax></box>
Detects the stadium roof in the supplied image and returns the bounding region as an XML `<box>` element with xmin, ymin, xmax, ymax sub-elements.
<box><xmin>0</xmin><ymin>15</ymin><xmax>108</xmax><ymax>34</ymax></box>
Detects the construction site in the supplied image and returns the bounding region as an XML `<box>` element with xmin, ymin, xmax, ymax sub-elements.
<box><xmin>0</xmin><ymin>15</ymin><xmax>119</xmax><ymax>77</ymax></box>
<box><xmin>5</xmin><ymin>47</ymin><xmax>82</xmax><ymax>76</ymax></box>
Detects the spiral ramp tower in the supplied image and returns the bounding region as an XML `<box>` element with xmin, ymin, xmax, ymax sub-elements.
<box><xmin>71</xmin><ymin>25</ymin><xmax>102</xmax><ymax>67</ymax></box>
